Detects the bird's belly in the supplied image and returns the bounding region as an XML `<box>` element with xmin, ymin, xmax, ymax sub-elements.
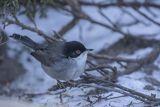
<box><xmin>41</xmin><ymin>60</ymin><xmax>85</xmax><ymax>81</ymax></box>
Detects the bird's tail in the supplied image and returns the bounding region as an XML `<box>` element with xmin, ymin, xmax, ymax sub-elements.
<box><xmin>10</xmin><ymin>33</ymin><xmax>38</xmax><ymax>50</ymax></box>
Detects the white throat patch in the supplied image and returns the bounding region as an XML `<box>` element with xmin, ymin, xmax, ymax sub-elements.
<box><xmin>73</xmin><ymin>51</ymin><xmax>88</xmax><ymax>68</ymax></box>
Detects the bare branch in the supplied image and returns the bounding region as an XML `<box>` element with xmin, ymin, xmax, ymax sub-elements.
<box><xmin>89</xmin><ymin>53</ymin><xmax>137</xmax><ymax>63</ymax></box>
<box><xmin>119</xmin><ymin>47</ymin><xmax>160</xmax><ymax>76</ymax></box>
<box><xmin>57</xmin><ymin>17</ymin><xmax>79</xmax><ymax>37</ymax></box>
<box><xmin>133</xmin><ymin>8</ymin><xmax>160</xmax><ymax>26</ymax></box>
<box><xmin>80</xmin><ymin>84</ymin><xmax>151</xmax><ymax>103</ymax></box>
<box><xmin>5</xmin><ymin>17</ymin><xmax>58</xmax><ymax>42</ymax></box>
<box><xmin>79</xmin><ymin>1</ymin><xmax>160</xmax><ymax>9</ymax></box>
<box><xmin>85</xmin><ymin>64</ymin><xmax>114</xmax><ymax>71</ymax></box>
<box><xmin>83</xmin><ymin>74</ymin><xmax>160</xmax><ymax>102</ymax></box>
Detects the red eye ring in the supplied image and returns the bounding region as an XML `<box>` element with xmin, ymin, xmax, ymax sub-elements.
<box><xmin>75</xmin><ymin>50</ymin><xmax>81</xmax><ymax>54</ymax></box>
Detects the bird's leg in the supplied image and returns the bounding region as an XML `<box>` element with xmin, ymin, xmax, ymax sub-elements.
<box><xmin>56</xmin><ymin>80</ymin><xmax>66</xmax><ymax>89</ymax></box>
<box><xmin>48</xmin><ymin>80</ymin><xmax>66</xmax><ymax>91</ymax></box>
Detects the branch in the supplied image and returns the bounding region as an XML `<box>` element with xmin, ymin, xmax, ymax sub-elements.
<box><xmin>24</xmin><ymin>74</ymin><xmax>160</xmax><ymax>105</ymax></box>
<box><xmin>80</xmin><ymin>84</ymin><xmax>150</xmax><ymax>103</ymax></box>
<box><xmin>98</xmin><ymin>8</ymin><xmax>116</xmax><ymax>28</ymax></box>
<box><xmin>79</xmin><ymin>1</ymin><xmax>160</xmax><ymax>9</ymax></box>
<box><xmin>133</xmin><ymin>8</ymin><xmax>160</xmax><ymax>27</ymax></box>
<box><xmin>89</xmin><ymin>53</ymin><xmax>137</xmax><ymax>63</ymax></box>
<box><xmin>85</xmin><ymin>74</ymin><xmax>159</xmax><ymax>101</ymax></box>
<box><xmin>85</xmin><ymin>64</ymin><xmax>114</xmax><ymax>71</ymax></box>
<box><xmin>57</xmin><ymin>17</ymin><xmax>79</xmax><ymax>37</ymax></box>
<box><xmin>119</xmin><ymin>47</ymin><xmax>160</xmax><ymax>76</ymax></box>
<box><xmin>0</xmin><ymin>29</ymin><xmax>8</xmax><ymax>46</ymax></box>
<box><xmin>84</xmin><ymin>15</ymin><xmax>128</xmax><ymax>36</ymax></box>
<box><xmin>5</xmin><ymin>16</ymin><xmax>58</xmax><ymax>42</ymax></box>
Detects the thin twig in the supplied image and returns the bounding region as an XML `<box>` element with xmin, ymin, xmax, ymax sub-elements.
<box><xmin>5</xmin><ymin>17</ymin><xmax>58</xmax><ymax>42</ymax></box>
<box><xmin>89</xmin><ymin>53</ymin><xmax>137</xmax><ymax>63</ymax></box>
<box><xmin>85</xmin><ymin>64</ymin><xmax>114</xmax><ymax>71</ymax></box>
<box><xmin>79</xmin><ymin>1</ymin><xmax>160</xmax><ymax>9</ymax></box>
<box><xmin>133</xmin><ymin>8</ymin><xmax>160</xmax><ymax>26</ymax></box>
<box><xmin>84</xmin><ymin>74</ymin><xmax>159</xmax><ymax>102</ymax></box>
<box><xmin>80</xmin><ymin>84</ymin><xmax>151</xmax><ymax>104</ymax></box>
<box><xmin>57</xmin><ymin>17</ymin><xmax>79</xmax><ymax>37</ymax></box>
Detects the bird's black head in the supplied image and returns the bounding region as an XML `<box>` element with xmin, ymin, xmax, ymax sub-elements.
<box><xmin>63</xmin><ymin>41</ymin><xmax>91</xmax><ymax>58</ymax></box>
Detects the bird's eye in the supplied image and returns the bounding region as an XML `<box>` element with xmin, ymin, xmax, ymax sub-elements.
<box><xmin>75</xmin><ymin>50</ymin><xmax>81</xmax><ymax>55</ymax></box>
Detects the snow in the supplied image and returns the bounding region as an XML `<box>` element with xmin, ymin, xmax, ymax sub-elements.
<box><xmin>1</xmin><ymin>1</ymin><xmax>160</xmax><ymax>107</ymax></box>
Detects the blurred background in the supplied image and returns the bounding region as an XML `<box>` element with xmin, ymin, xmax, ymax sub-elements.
<box><xmin>0</xmin><ymin>0</ymin><xmax>160</xmax><ymax>107</ymax></box>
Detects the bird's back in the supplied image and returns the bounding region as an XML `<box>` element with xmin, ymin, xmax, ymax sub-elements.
<box><xmin>31</xmin><ymin>41</ymin><xmax>66</xmax><ymax>66</ymax></box>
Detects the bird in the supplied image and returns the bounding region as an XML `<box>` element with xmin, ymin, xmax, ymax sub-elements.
<box><xmin>10</xmin><ymin>33</ymin><xmax>92</xmax><ymax>85</ymax></box>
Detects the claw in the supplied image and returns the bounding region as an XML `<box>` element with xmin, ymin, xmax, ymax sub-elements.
<box><xmin>48</xmin><ymin>80</ymin><xmax>66</xmax><ymax>91</ymax></box>
<box><xmin>48</xmin><ymin>80</ymin><xmax>76</xmax><ymax>91</ymax></box>
<box><xmin>57</xmin><ymin>80</ymin><xmax>66</xmax><ymax>89</ymax></box>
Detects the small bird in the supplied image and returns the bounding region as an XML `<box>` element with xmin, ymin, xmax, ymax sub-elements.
<box><xmin>10</xmin><ymin>34</ymin><xmax>92</xmax><ymax>83</ymax></box>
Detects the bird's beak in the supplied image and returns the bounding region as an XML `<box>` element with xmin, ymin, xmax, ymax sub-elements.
<box><xmin>86</xmin><ymin>49</ymin><xmax>93</xmax><ymax>51</ymax></box>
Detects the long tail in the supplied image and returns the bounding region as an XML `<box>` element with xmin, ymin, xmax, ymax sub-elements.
<box><xmin>10</xmin><ymin>33</ymin><xmax>38</xmax><ymax>50</ymax></box>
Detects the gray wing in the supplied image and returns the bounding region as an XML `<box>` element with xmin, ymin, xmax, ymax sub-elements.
<box><xmin>31</xmin><ymin>41</ymin><xmax>66</xmax><ymax>66</ymax></box>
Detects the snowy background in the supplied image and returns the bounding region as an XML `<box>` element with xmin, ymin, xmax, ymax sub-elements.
<box><xmin>0</xmin><ymin>0</ymin><xmax>160</xmax><ymax>107</ymax></box>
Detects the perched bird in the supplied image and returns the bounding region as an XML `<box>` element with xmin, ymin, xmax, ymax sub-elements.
<box><xmin>10</xmin><ymin>34</ymin><xmax>92</xmax><ymax>82</ymax></box>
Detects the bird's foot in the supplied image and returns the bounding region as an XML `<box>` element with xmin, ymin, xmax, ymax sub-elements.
<box><xmin>48</xmin><ymin>80</ymin><xmax>77</xmax><ymax>91</ymax></box>
<box><xmin>57</xmin><ymin>80</ymin><xmax>66</xmax><ymax>89</ymax></box>
<box><xmin>48</xmin><ymin>80</ymin><xmax>66</xmax><ymax>91</ymax></box>
<box><xmin>57</xmin><ymin>80</ymin><xmax>76</xmax><ymax>88</ymax></box>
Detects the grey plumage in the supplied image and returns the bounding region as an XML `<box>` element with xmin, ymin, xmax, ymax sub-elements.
<box><xmin>10</xmin><ymin>34</ymin><xmax>39</xmax><ymax>50</ymax></box>
<box><xmin>10</xmin><ymin>33</ymin><xmax>89</xmax><ymax>81</ymax></box>
<box><xmin>10</xmin><ymin>33</ymin><xmax>65</xmax><ymax>66</ymax></box>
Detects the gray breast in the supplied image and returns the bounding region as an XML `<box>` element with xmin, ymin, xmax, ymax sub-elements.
<box><xmin>41</xmin><ymin>52</ymin><xmax>88</xmax><ymax>81</ymax></box>
<box><xmin>41</xmin><ymin>58</ymin><xmax>81</xmax><ymax>80</ymax></box>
